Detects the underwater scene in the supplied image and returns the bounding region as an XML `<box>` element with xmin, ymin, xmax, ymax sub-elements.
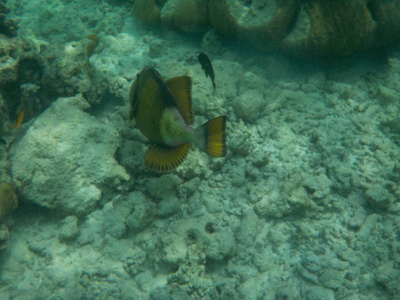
<box><xmin>1</xmin><ymin>0</ymin><xmax>400</xmax><ymax>299</ymax></box>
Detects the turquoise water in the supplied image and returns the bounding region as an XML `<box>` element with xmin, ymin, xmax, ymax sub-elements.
<box><xmin>0</xmin><ymin>1</ymin><xmax>399</xmax><ymax>299</ymax></box>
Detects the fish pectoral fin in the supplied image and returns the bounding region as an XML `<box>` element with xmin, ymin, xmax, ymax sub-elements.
<box><xmin>145</xmin><ymin>143</ymin><xmax>191</xmax><ymax>172</ymax></box>
<box><xmin>164</xmin><ymin>76</ymin><xmax>194</xmax><ymax>125</ymax></box>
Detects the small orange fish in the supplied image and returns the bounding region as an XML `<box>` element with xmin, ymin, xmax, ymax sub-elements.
<box><xmin>129</xmin><ymin>67</ymin><xmax>227</xmax><ymax>172</ymax></box>
<box><xmin>15</xmin><ymin>110</ymin><xmax>25</xmax><ymax>128</ymax></box>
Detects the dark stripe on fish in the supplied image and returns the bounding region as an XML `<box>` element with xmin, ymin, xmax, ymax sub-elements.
<box><xmin>149</xmin><ymin>68</ymin><xmax>178</xmax><ymax>108</ymax></box>
<box><xmin>198</xmin><ymin>52</ymin><xmax>216</xmax><ymax>91</ymax></box>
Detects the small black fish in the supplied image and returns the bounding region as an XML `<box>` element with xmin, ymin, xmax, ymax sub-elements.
<box><xmin>198</xmin><ymin>52</ymin><xmax>216</xmax><ymax>91</ymax></box>
<box><xmin>0</xmin><ymin>137</ymin><xmax>5</xmax><ymax>145</ymax></box>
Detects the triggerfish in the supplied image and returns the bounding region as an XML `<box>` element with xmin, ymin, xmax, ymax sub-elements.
<box><xmin>129</xmin><ymin>66</ymin><xmax>227</xmax><ymax>172</ymax></box>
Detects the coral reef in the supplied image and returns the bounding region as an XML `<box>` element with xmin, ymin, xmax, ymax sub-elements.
<box><xmin>368</xmin><ymin>0</ymin><xmax>400</xmax><ymax>47</ymax></box>
<box><xmin>133</xmin><ymin>0</ymin><xmax>162</xmax><ymax>25</ymax></box>
<box><xmin>283</xmin><ymin>0</ymin><xmax>376</xmax><ymax>56</ymax></box>
<box><xmin>0</xmin><ymin>223</ymin><xmax>9</xmax><ymax>253</ymax></box>
<box><xmin>134</xmin><ymin>0</ymin><xmax>209</xmax><ymax>33</ymax></box>
<box><xmin>1</xmin><ymin>0</ymin><xmax>400</xmax><ymax>299</ymax></box>
<box><xmin>0</xmin><ymin>182</ymin><xmax>17</xmax><ymax>220</ymax></box>
<box><xmin>0</xmin><ymin>182</ymin><xmax>17</xmax><ymax>254</ymax></box>
<box><xmin>134</xmin><ymin>0</ymin><xmax>400</xmax><ymax>56</ymax></box>
<box><xmin>209</xmin><ymin>0</ymin><xmax>300</xmax><ymax>50</ymax></box>
<box><xmin>161</xmin><ymin>0</ymin><xmax>209</xmax><ymax>32</ymax></box>
<box><xmin>0</xmin><ymin>0</ymin><xmax>17</xmax><ymax>37</ymax></box>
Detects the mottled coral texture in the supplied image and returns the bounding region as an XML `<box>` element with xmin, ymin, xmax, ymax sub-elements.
<box><xmin>134</xmin><ymin>0</ymin><xmax>400</xmax><ymax>56</ymax></box>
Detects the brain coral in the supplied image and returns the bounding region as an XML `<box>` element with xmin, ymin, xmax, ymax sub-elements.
<box><xmin>209</xmin><ymin>0</ymin><xmax>300</xmax><ymax>49</ymax></box>
<box><xmin>161</xmin><ymin>0</ymin><xmax>209</xmax><ymax>33</ymax></box>
<box><xmin>283</xmin><ymin>0</ymin><xmax>376</xmax><ymax>56</ymax></box>
<box><xmin>133</xmin><ymin>0</ymin><xmax>400</xmax><ymax>57</ymax></box>
<box><xmin>133</xmin><ymin>0</ymin><xmax>163</xmax><ymax>25</ymax></box>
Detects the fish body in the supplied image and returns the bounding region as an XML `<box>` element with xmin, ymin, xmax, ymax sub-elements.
<box><xmin>197</xmin><ymin>52</ymin><xmax>216</xmax><ymax>90</ymax></box>
<box><xmin>129</xmin><ymin>66</ymin><xmax>226</xmax><ymax>172</ymax></box>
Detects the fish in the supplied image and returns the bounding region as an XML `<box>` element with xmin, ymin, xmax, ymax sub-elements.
<box><xmin>14</xmin><ymin>84</ymin><xmax>41</xmax><ymax>127</ymax></box>
<box><xmin>197</xmin><ymin>52</ymin><xmax>216</xmax><ymax>91</ymax></box>
<box><xmin>129</xmin><ymin>66</ymin><xmax>227</xmax><ymax>172</ymax></box>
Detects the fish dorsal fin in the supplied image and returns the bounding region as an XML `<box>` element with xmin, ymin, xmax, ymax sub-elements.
<box><xmin>145</xmin><ymin>143</ymin><xmax>191</xmax><ymax>172</ymax></box>
<box><xmin>129</xmin><ymin>74</ymin><xmax>140</xmax><ymax>119</ymax></box>
<box><xmin>165</xmin><ymin>76</ymin><xmax>194</xmax><ymax>125</ymax></box>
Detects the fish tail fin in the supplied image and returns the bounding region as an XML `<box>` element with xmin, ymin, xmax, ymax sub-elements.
<box><xmin>195</xmin><ymin>116</ymin><xmax>227</xmax><ymax>157</ymax></box>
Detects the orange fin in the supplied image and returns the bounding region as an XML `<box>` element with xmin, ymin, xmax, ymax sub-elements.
<box><xmin>15</xmin><ymin>111</ymin><xmax>24</xmax><ymax>128</ymax></box>
<box><xmin>200</xmin><ymin>116</ymin><xmax>227</xmax><ymax>157</ymax></box>
<box><xmin>145</xmin><ymin>143</ymin><xmax>191</xmax><ymax>172</ymax></box>
<box><xmin>165</xmin><ymin>76</ymin><xmax>194</xmax><ymax>125</ymax></box>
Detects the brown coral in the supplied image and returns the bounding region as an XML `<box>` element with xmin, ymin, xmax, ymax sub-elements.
<box><xmin>134</xmin><ymin>0</ymin><xmax>400</xmax><ymax>57</ymax></box>
<box><xmin>133</xmin><ymin>0</ymin><xmax>162</xmax><ymax>25</ymax></box>
<box><xmin>0</xmin><ymin>222</ymin><xmax>10</xmax><ymax>253</ymax></box>
<box><xmin>0</xmin><ymin>182</ymin><xmax>17</xmax><ymax>220</ymax></box>
<box><xmin>0</xmin><ymin>0</ymin><xmax>17</xmax><ymax>37</ymax></box>
<box><xmin>283</xmin><ymin>0</ymin><xmax>376</xmax><ymax>56</ymax></box>
<box><xmin>368</xmin><ymin>0</ymin><xmax>400</xmax><ymax>47</ymax></box>
<box><xmin>209</xmin><ymin>0</ymin><xmax>300</xmax><ymax>49</ymax></box>
<box><xmin>161</xmin><ymin>0</ymin><xmax>209</xmax><ymax>33</ymax></box>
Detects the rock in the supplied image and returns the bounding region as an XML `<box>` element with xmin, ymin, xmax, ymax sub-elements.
<box><xmin>303</xmin><ymin>173</ymin><xmax>332</xmax><ymax>199</ymax></box>
<box><xmin>255</xmin><ymin>176</ymin><xmax>310</xmax><ymax>218</ymax></box>
<box><xmin>58</xmin><ymin>216</ymin><xmax>79</xmax><ymax>242</ymax></box>
<box><xmin>365</xmin><ymin>185</ymin><xmax>396</xmax><ymax>209</ymax></box>
<box><xmin>158</xmin><ymin>195</ymin><xmax>181</xmax><ymax>218</ymax></box>
<box><xmin>0</xmin><ymin>36</ymin><xmax>26</xmax><ymax>84</ymax></box>
<box><xmin>125</xmin><ymin>191</ymin><xmax>156</xmax><ymax>232</ymax></box>
<box><xmin>376</xmin><ymin>86</ymin><xmax>399</xmax><ymax>105</ymax></box>
<box><xmin>145</xmin><ymin>174</ymin><xmax>182</xmax><ymax>200</ymax></box>
<box><xmin>376</xmin><ymin>262</ymin><xmax>400</xmax><ymax>297</ymax></box>
<box><xmin>232</xmin><ymin>89</ymin><xmax>265</xmax><ymax>123</ymax></box>
<box><xmin>318</xmin><ymin>269</ymin><xmax>345</xmax><ymax>289</ymax></box>
<box><xmin>10</xmin><ymin>95</ymin><xmax>129</xmax><ymax>216</ymax></box>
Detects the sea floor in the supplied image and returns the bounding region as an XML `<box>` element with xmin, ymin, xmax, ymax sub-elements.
<box><xmin>1</xmin><ymin>0</ymin><xmax>400</xmax><ymax>299</ymax></box>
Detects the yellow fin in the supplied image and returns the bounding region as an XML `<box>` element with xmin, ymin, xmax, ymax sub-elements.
<box><xmin>165</xmin><ymin>76</ymin><xmax>194</xmax><ymax>125</ymax></box>
<box><xmin>202</xmin><ymin>116</ymin><xmax>227</xmax><ymax>157</ymax></box>
<box><xmin>145</xmin><ymin>143</ymin><xmax>191</xmax><ymax>172</ymax></box>
<box><xmin>15</xmin><ymin>111</ymin><xmax>24</xmax><ymax>128</ymax></box>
